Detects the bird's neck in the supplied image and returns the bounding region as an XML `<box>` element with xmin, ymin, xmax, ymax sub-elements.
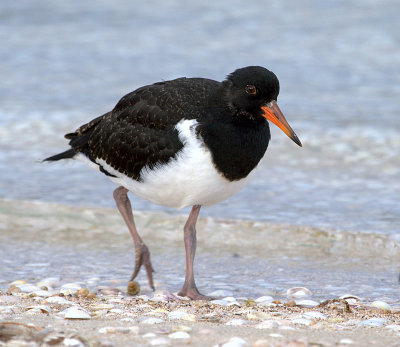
<box><xmin>198</xmin><ymin>113</ymin><xmax>271</xmax><ymax>181</ymax></box>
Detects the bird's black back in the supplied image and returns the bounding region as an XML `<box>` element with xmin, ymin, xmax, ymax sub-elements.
<box><xmin>49</xmin><ymin>76</ymin><xmax>271</xmax><ymax>182</ymax></box>
<box><xmin>64</xmin><ymin>78</ymin><xmax>220</xmax><ymax>180</ymax></box>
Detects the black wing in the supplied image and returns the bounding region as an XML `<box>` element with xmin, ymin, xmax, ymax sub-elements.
<box><xmin>63</xmin><ymin>77</ymin><xmax>220</xmax><ymax>181</ymax></box>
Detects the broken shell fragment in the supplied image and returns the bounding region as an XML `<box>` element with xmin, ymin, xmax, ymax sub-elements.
<box><xmin>286</xmin><ymin>287</ymin><xmax>312</xmax><ymax>298</ymax></box>
<box><xmin>61</xmin><ymin>306</ymin><xmax>91</xmax><ymax>320</ymax></box>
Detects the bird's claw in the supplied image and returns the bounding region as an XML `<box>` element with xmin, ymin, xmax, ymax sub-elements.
<box><xmin>130</xmin><ymin>243</ymin><xmax>155</xmax><ymax>290</ymax></box>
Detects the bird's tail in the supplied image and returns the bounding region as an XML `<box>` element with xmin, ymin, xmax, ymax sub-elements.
<box><xmin>43</xmin><ymin>112</ymin><xmax>110</xmax><ymax>163</ymax></box>
<box><xmin>43</xmin><ymin>149</ymin><xmax>76</xmax><ymax>162</ymax></box>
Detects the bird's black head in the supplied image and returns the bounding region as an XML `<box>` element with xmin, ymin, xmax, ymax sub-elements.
<box><xmin>224</xmin><ymin>66</ymin><xmax>280</xmax><ymax>115</ymax></box>
<box><xmin>223</xmin><ymin>66</ymin><xmax>302</xmax><ymax>146</ymax></box>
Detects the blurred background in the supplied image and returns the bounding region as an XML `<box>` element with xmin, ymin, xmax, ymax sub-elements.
<box><xmin>1</xmin><ymin>0</ymin><xmax>399</xmax><ymax>235</ymax></box>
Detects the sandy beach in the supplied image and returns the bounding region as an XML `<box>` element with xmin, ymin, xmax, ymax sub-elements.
<box><xmin>1</xmin><ymin>199</ymin><xmax>399</xmax><ymax>346</ymax></box>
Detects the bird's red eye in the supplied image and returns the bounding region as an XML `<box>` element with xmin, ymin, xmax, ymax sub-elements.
<box><xmin>245</xmin><ymin>84</ymin><xmax>257</xmax><ymax>95</ymax></box>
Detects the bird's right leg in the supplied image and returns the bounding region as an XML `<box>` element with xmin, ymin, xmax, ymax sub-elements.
<box><xmin>113</xmin><ymin>186</ymin><xmax>155</xmax><ymax>290</ymax></box>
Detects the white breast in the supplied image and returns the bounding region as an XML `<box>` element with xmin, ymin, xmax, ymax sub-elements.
<box><xmin>79</xmin><ymin>119</ymin><xmax>253</xmax><ymax>209</ymax></box>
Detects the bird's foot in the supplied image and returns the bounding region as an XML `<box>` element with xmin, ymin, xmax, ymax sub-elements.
<box><xmin>178</xmin><ymin>285</ymin><xmax>211</xmax><ymax>301</ymax></box>
<box><xmin>130</xmin><ymin>243</ymin><xmax>155</xmax><ymax>291</ymax></box>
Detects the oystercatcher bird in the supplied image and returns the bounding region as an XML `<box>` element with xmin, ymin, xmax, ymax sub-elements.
<box><xmin>44</xmin><ymin>66</ymin><xmax>301</xmax><ymax>300</ymax></box>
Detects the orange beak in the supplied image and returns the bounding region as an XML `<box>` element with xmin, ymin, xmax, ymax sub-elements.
<box><xmin>261</xmin><ymin>101</ymin><xmax>302</xmax><ymax>147</ymax></box>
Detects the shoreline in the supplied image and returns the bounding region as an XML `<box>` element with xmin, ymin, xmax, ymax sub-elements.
<box><xmin>1</xmin><ymin>198</ymin><xmax>400</xmax><ymax>346</ymax></box>
<box><xmin>1</xmin><ymin>198</ymin><xmax>399</xmax><ymax>254</ymax></box>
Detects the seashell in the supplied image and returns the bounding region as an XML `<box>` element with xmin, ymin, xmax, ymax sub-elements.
<box><xmin>44</xmin><ymin>296</ymin><xmax>73</xmax><ymax>305</ymax></box>
<box><xmin>296</xmin><ymin>299</ymin><xmax>319</xmax><ymax>307</ymax></box>
<box><xmin>221</xmin><ymin>296</ymin><xmax>237</xmax><ymax>302</ymax></box>
<box><xmin>90</xmin><ymin>303</ymin><xmax>114</xmax><ymax>311</ymax></box>
<box><xmin>247</xmin><ymin>311</ymin><xmax>271</xmax><ymax>321</ymax></box>
<box><xmin>150</xmin><ymin>295</ymin><xmax>169</xmax><ymax>302</ymax></box>
<box><xmin>255</xmin><ymin>295</ymin><xmax>274</xmax><ymax>303</ymax></box>
<box><xmin>10</xmin><ymin>280</ymin><xmax>27</xmax><ymax>286</ymax></box>
<box><xmin>63</xmin><ymin>338</ymin><xmax>85</xmax><ymax>347</ymax></box>
<box><xmin>257</xmin><ymin>302</ymin><xmax>276</xmax><ymax>307</ymax></box>
<box><xmin>0</xmin><ymin>322</ymin><xmax>38</xmax><ymax>341</ymax></box>
<box><xmin>143</xmin><ymin>332</ymin><xmax>157</xmax><ymax>339</ymax></box>
<box><xmin>43</xmin><ymin>333</ymin><xmax>65</xmax><ymax>345</ymax></box>
<box><xmin>339</xmin><ymin>294</ymin><xmax>360</xmax><ymax>301</ymax></box>
<box><xmin>225</xmin><ymin>319</ymin><xmax>248</xmax><ymax>326</ymax></box>
<box><xmin>168</xmin><ymin>331</ymin><xmax>190</xmax><ymax>339</ymax></box>
<box><xmin>59</xmin><ymin>283</ymin><xmax>82</xmax><ymax>296</ymax></box>
<box><xmin>36</xmin><ymin>277</ymin><xmax>60</xmax><ymax>288</ymax></box>
<box><xmin>339</xmin><ymin>294</ymin><xmax>361</xmax><ymax>305</ymax></box>
<box><xmin>370</xmin><ymin>300</ymin><xmax>391</xmax><ymax>313</ymax></box>
<box><xmin>17</xmin><ymin>284</ymin><xmax>41</xmax><ymax>293</ymax></box>
<box><xmin>286</xmin><ymin>287</ymin><xmax>312</xmax><ymax>298</ymax></box>
<box><xmin>7</xmin><ymin>285</ymin><xmax>21</xmax><ymax>294</ymax></box>
<box><xmin>339</xmin><ymin>338</ymin><xmax>355</xmax><ymax>345</ymax></box>
<box><xmin>303</xmin><ymin>311</ymin><xmax>327</xmax><ymax>320</ymax></box>
<box><xmin>32</xmin><ymin>290</ymin><xmax>52</xmax><ymax>298</ymax></box>
<box><xmin>25</xmin><ymin>305</ymin><xmax>51</xmax><ymax>314</ymax></box>
<box><xmin>62</xmin><ymin>306</ymin><xmax>91</xmax><ymax>320</ymax></box>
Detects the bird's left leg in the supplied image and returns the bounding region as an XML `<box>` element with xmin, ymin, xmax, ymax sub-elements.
<box><xmin>178</xmin><ymin>205</ymin><xmax>210</xmax><ymax>300</ymax></box>
<box><xmin>113</xmin><ymin>186</ymin><xmax>155</xmax><ymax>290</ymax></box>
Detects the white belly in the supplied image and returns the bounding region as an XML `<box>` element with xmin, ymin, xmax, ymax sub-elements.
<box><xmin>78</xmin><ymin>119</ymin><xmax>253</xmax><ymax>209</ymax></box>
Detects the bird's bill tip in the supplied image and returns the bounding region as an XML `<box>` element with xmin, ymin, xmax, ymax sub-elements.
<box><xmin>261</xmin><ymin>102</ymin><xmax>302</xmax><ymax>147</ymax></box>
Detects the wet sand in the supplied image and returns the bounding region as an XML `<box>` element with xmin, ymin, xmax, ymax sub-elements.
<box><xmin>1</xmin><ymin>199</ymin><xmax>400</xmax><ymax>346</ymax></box>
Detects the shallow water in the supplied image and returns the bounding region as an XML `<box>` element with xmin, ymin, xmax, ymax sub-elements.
<box><xmin>1</xmin><ymin>200</ymin><xmax>399</xmax><ymax>304</ymax></box>
<box><xmin>1</xmin><ymin>0</ymin><xmax>399</xmax><ymax>234</ymax></box>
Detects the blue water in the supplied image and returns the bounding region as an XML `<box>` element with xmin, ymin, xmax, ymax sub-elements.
<box><xmin>1</xmin><ymin>0</ymin><xmax>399</xmax><ymax>234</ymax></box>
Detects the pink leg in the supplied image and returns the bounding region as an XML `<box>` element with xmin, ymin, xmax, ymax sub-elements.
<box><xmin>178</xmin><ymin>205</ymin><xmax>210</xmax><ymax>300</ymax></box>
<box><xmin>113</xmin><ymin>186</ymin><xmax>155</xmax><ymax>290</ymax></box>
